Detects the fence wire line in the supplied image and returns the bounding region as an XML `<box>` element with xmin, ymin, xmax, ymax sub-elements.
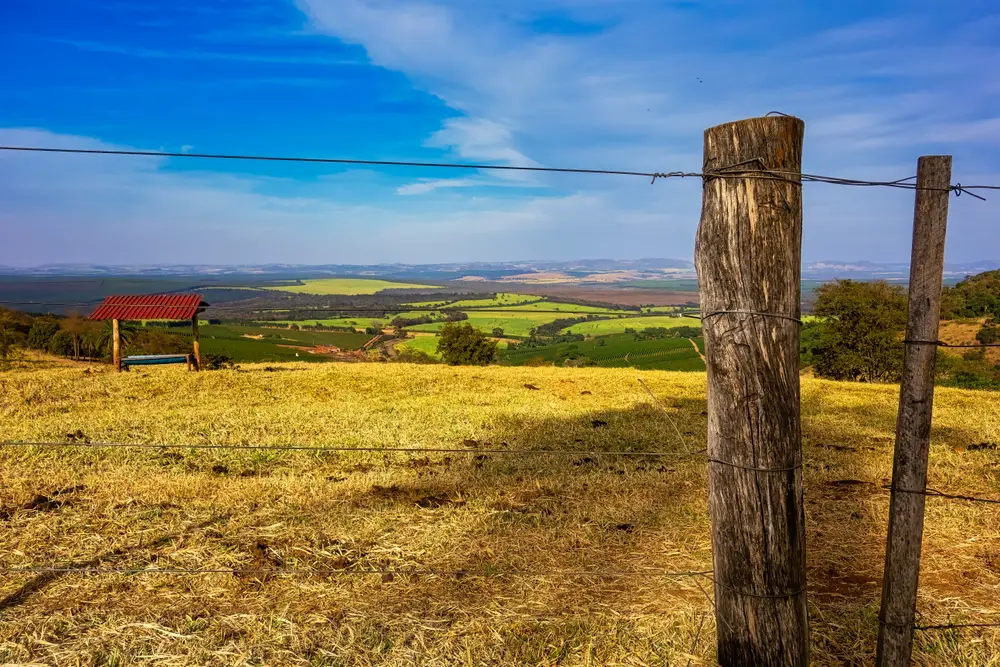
<box><xmin>883</xmin><ymin>485</ymin><xmax>1000</xmax><ymax>506</ymax></box>
<box><xmin>1</xmin><ymin>145</ymin><xmax>996</xmax><ymax>198</ymax></box>
<box><xmin>0</xmin><ymin>440</ymin><xmax>698</xmax><ymax>459</ymax></box>
<box><xmin>0</xmin><ymin>565</ymin><xmax>713</xmax><ymax>579</ymax></box>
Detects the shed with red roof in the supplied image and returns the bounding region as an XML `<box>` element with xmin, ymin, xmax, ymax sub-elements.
<box><xmin>89</xmin><ymin>293</ymin><xmax>208</xmax><ymax>371</ymax></box>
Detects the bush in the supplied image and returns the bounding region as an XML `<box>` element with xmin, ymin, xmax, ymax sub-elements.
<box><xmin>47</xmin><ymin>330</ymin><xmax>75</xmax><ymax>356</ymax></box>
<box><xmin>394</xmin><ymin>349</ymin><xmax>438</xmax><ymax>364</ymax></box>
<box><xmin>28</xmin><ymin>319</ymin><xmax>60</xmax><ymax>349</ymax></box>
<box><xmin>976</xmin><ymin>319</ymin><xmax>999</xmax><ymax>345</ymax></box>
<box><xmin>128</xmin><ymin>329</ymin><xmax>191</xmax><ymax>356</ymax></box>
<box><xmin>810</xmin><ymin>280</ymin><xmax>907</xmax><ymax>383</ymax></box>
<box><xmin>437</xmin><ymin>323</ymin><xmax>498</xmax><ymax>366</ymax></box>
<box><xmin>202</xmin><ymin>354</ymin><xmax>235</xmax><ymax>370</ymax></box>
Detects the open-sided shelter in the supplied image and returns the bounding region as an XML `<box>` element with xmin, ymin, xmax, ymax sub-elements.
<box><xmin>89</xmin><ymin>293</ymin><xmax>208</xmax><ymax>371</ymax></box>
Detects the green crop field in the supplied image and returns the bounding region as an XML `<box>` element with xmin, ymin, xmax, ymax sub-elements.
<box><xmin>265</xmin><ymin>278</ymin><xmax>440</xmax><ymax>295</ymax></box>
<box><xmin>562</xmin><ymin>316</ymin><xmax>703</xmax><ymax>336</ymax></box>
<box><xmin>197</xmin><ymin>325</ymin><xmax>372</xmax><ymax>362</ymax></box>
<box><xmin>495</xmin><ymin>301</ymin><xmax>628</xmax><ymax>314</ymax></box>
<box><xmin>444</xmin><ymin>293</ymin><xmax>542</xmax><ymax>308</ymax></box>
<box><xmin>405</xmin><ymin>311</ymin><xmax>569</xmax><ymax>338</ymax></box>
<box><xmin>396</xmin><ymin>334</ymin><xmax>442</xmax><ymax>358</ymax></box>
<box><xmin>207</xmin><ymin>325</ymin><xmax>372</xmax><ymax>349</ymax></box>
<box><xmin>502</xmin><ymin>334</ymin><xmax>705</xmax><ymax>371</ymax></box>
<box><xmin>272</xmin><ymin>312</ymin><xmax>436</xmax><ymax>331</ymax></box>
<box><xmin>402</xmin><ymin>300</ymin><xmax>457</xmax><ymax>308</ymax></box>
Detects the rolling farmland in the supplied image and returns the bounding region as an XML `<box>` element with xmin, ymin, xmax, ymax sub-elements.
<box><xmin>406</xmin><ymin>311</ymin><xmax>569</xmax><ymax>337</ymax></box>
<box><xmin>197</xmin><ymin>324</ymin><xmax>371</xmax><ymax>362</ymax></box>
<box><xmin>562</xmin><ymin>316</ymin><xmax>703</xmax><ymax>336</ymax></box>
<box><xmin>502</xmin><ymin>334</ymin><xmax>705</xmax><ymax>371</ymax></box>
<box><xmin>265</xmin><ymin>278</ymin><xmax>440</xmax><ymax>295</ymax></box>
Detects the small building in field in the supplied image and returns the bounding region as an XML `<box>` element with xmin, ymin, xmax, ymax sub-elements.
<box><xmin>89</xmin><ymin>293</ymin><xmax>208</xmax><ymax>371</ymax></box>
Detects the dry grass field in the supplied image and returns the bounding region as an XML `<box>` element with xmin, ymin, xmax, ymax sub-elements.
<box><xmin>0</xmin><ymin>360</ymin><xmax>998</xmax><ymax>665</ymax></box>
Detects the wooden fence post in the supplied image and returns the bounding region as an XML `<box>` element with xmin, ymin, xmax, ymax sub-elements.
<box><xmin>876</xmin><ymin>155</ymin><xmax>952</xmax><ymax>667</ymax></box>
<box><xmin>112</xmin><ymin>318</ymin><xmax>121</xmax><ymax>372</ymax></box>
<box><xmin>695</xmin><ymin>115</ymin><xmax>809</xmax><ymax>665</ymax></box>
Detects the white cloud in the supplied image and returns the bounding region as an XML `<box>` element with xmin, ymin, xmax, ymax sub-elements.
<box><xmin>2</xmin><ymin>128</ymin><xmax>697</xmax><ymax>265</ymax></box>
<box><xmin>294</xmin><ymin>0</ymin><xmax>1000</xmax><ymax>262</ymax></box>
<box><xmin>395</xmin><ymin>177</ymin><xmax>480</xmax><ymax>195</ymax></box>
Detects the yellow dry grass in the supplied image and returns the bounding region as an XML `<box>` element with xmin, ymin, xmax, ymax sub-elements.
<box><xmin>0</xmin><ymin>362</ymin><xmax>998</xmax><ymax>666</ymax></box>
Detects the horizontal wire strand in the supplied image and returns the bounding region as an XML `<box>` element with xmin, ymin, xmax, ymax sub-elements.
<box><xmin>0</xmin><ymin>440</ymin><xmax>698</xmax><ymax>459</ymax></box>
<box><xmin>1</xmin><ymin>145</ymin><xmax>995</xmax><ymax>197</ymax></box>
<box><xmin>0</xmin><ymin>565</ymin><xmax>714</xmax><ymax>578</ymax></box>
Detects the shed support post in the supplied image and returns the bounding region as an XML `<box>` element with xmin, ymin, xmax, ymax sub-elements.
<box><xmin>695</xmin><ymin>115</ymin><xmax>809</xmax><ymax>665</ymax></box>
<box><xmin>112</xmin><ymin>319</ymin><xmax>121</xmax><ymax>372</ymax></box>
<box><xmin>192</xmin><ymin>314</ymin><xmax>201</xmax><ymax>371</ymax></box>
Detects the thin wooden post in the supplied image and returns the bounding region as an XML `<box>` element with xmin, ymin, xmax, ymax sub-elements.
<box><xmin>695</xmin><ymin>115</ymin><xmax>808</xmax><ymax>665</ymax></box>
<box><xmin>876</xmin><ymin>156</ymin><xmax>952</xmax><ymax>667</ymax></box>
<box><xmin>112</xmin><ymin>319</ymin><xmax>121</xmax><ymax>372</ymax></box>
<box><xmin>191</xmin><ymin>314</ymin><xmax>201</xmax><ymax>371</ymax></box>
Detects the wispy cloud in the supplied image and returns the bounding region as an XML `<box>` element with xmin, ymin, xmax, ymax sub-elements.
<box><xmin>43</xmin><ymin>36</ymin><xmax>366</xmax><ymax>66</ymax></box>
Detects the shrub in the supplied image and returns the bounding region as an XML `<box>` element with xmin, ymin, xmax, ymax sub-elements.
<box><xmin>394</xmin><ymin>349</ymin><xmax>438</xmax><ymax>364</ymax></box>
<box><xmin>810</xmin><ymin>280</ymin><xmax>907</xmax><ymax>383</ymax></box>
<box><xmin>437</xmin><ymin>323</ymin><xmax>498</xmax><ymax>366</ymax></box>
<box><xmin>27</xmin><ymin>319</ymin><xmax>60</xmax><ymax>349</ymax></box>
<box><xmin>202</xmin><ymin>354</ymin><xmax>235</xmax><ymax>370</ymax></box>
<box><xmin>976</xmin><ymin>319</ymin><xmax>999</xmax><ymax>345</ymax></box>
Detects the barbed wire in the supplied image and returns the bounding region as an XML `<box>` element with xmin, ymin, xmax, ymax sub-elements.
<box><xmin>882</xmin><ymin>485</ymin><xmax>1000</xmax><ymax>506</ymax></box>
<box><xmin>0</xmin><ymin>439</ymin><xmax>699</xmax><ymax>459</ymax></box>
<box><xmin>1</xmin><ymin>145</ymin><xmax>996</xmax><ymax>199</ymax></box>
<box><xmin>0</xmin><ymin>564</ymin><xmax>713</xmax><ymax>579</ymax></box>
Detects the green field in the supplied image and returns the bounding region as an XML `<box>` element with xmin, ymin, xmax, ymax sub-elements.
<box><xmin>396</xmin><ymin>334</ymin><xmax>442</xmax><ymax>358</ymax></box>
<box><xmin>502</xmin><ymin>334</ymin><xmax>705</xmax><ymax>371</ymax></box>
<box><xmin>272</xmin><ymin>311</ymin><xmax>436</xmax><ymax>331</ymax></box>
<box><xmin>444</xmin><ymin>293</ymin><xmax>542</xmax><ymax>308</ymax></box>
<box><xmin>197</xmin><ymin>324</ymin><xmax>372</xmax><ymax>362</ymax></box>
<box><xmin>494</xmin><ymin>301</ymin><xmax>628</xmax><ymax>314</ymax></box>
<box><xmin>562</xmin><ymin>316</ymin><xmax>703</xmax><ymax>336</ymax></box>
<box><xmin>265</xmin><ymin>278</ymin><xmax>440</xmax><ymax>295</ymax></box>
<box><xmin>406</xmin><ymin>311</ymin><xmax>570</xmax><ymax>337</ymax></box>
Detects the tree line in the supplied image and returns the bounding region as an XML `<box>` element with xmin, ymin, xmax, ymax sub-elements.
<box><xmin>0</xmin><ymin>310</ymin><xmax>196</xmax><ymax>363</ymax></box>
<box><xmin>803</xmin><ymin>270</ymin><xmax>1000</xmax><ymax>389</ymax></box>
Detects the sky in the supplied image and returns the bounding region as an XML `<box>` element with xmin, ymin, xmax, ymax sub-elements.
<box><xmin>0</xmin><ymin>0</ymin><xmax>998</xmax><ymax>267</ymax></box>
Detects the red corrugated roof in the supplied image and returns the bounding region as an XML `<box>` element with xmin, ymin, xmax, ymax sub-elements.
<box><xmin>89</xmin><ymin>293</ymin><xmax>207</xmax><ymax>321</ymax></box>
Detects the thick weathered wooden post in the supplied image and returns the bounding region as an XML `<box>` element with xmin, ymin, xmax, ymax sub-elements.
<box><xmin>112</xmin><ymin>318</ymin><xmax>121</xmax><ymax>371</ymax></box>
<box><xmin>876</xmin><ymin>156</ymin><xmax>952</xmax><ymax>667</ymax></box>
<box><xmin>695</xmin><ymin>115</ymin><xmax>808</xmax><ymax>665</ymax></box>
<box><xmin>191</xmin><ymin>314</ymin><xmax>201</xmax><ymax>371</ymax></box>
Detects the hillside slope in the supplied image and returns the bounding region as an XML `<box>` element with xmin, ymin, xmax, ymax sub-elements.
<box><xmin>0</xmin><ymin>363</ymin><xmax>997</xmax><ymax>665</ymax></box>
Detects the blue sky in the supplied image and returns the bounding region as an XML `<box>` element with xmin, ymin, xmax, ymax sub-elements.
<box><xmin>1</xmin><ymin>0</ymin><xmax>998</xmax><ymax>266</ymax></box>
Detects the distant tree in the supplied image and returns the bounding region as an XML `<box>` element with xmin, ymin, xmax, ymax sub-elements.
<box><xmin>47</xmin><ymin>330</ymin><xmax>75</xmax><ymax>357</ymax></box>
<box><xmin>0</xmin><ymin>309</ymin><xmax>25</xmax><ymax>360</ymax></box>
<box><xmin>60</xmin><ymin>312</ymin><xmax>90</xmax><ymax>360</ymax></box>
<box><xmin>976</xmin><ymin>318</ymin><xmax>999</xmax><ymax>345</ymax></box>
<box><xmin>437</xmin><ymin>323</ymin><xmax>498</xmax><ymax>366</ymax></box>
<box><xmin>941</xmin><ymin>269</ymin><xmax>1000</xmax><ymax>319</ymax></box>
<box><xmin>491</xmin><ymin>327</ymin><xmax>505</xmax><ymax>338</ymax></box>
<box><xmin>96</xmin><ymin>321</ymin><xmax>136</xmax><ymax>359</ymax></box>
<box><xmin>810</xmin><ymin>280</ymin><xmax>908</xmax><ymax>383</ymax></box>
<box><xmin>127</xmin><ymin>329</ymin><xmax>189</xmax><ymax>355</ymax></box>
<box><xmin>27</xmin><ymin>318</ymin><xmax>60</xmax><ymax>349</ymax></box>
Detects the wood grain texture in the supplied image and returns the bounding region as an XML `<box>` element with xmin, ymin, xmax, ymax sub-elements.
<box><xmin>192</xmin><ymin>314</ymin><xmax>201</xmax><ymax>371</ymax></box>
<box><xmin>695</xmin><ymin>116</ymin><xmax>808</xmax><ymax>666</ymax></box>
<box><xmin>112</xmin><ymin>318</ymin><xmax>121</xmax><ymax>372</ymax></box>
<box><xmin>876</xmin><ymin>156</ymin><xmax>952</xmax><ymax>667</ymax></box>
